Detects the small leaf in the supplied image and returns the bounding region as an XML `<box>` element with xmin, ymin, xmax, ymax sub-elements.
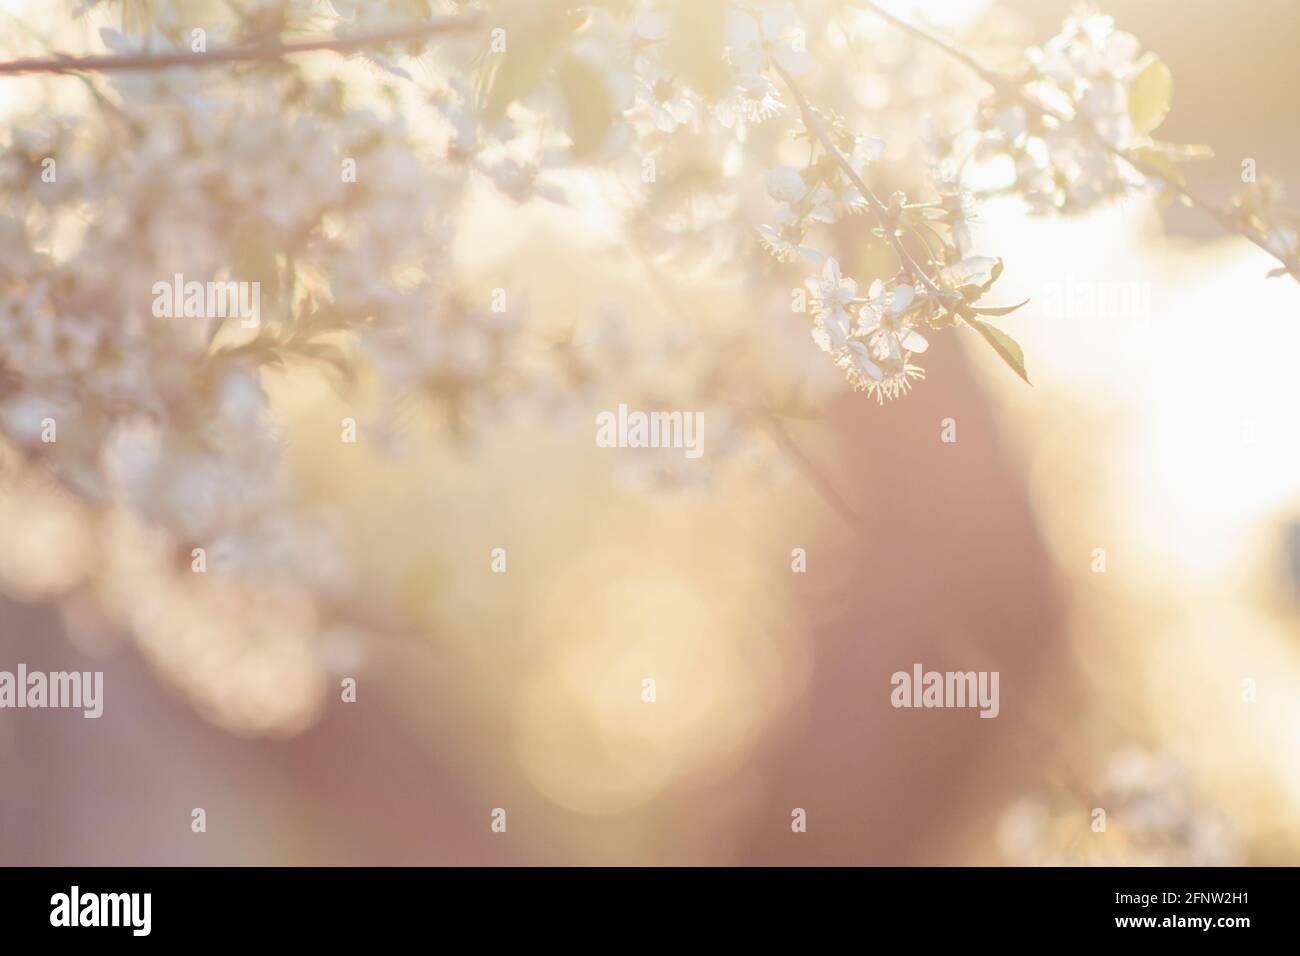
<box><xmin>666</xmin><ymin>0</ymin><xmax>729</xmax><ymax>99</ymax></box>
<box><xmin>97</xmin><ymin>28</ymin><xmax>132</xmax><ymax>53</ymax></box>
<box><xmin>554</xmin><ymin>52</ymin><xmax>615</xmax><ymax>156</ymax></box>
<box><xmin>1130</xmin><ymin>144</ymin><xmax>1185</xmax><ymax>187</ymax></box>
<box><xmin>988</xmin><ymin>257</ymin><xmax>1004</xmax><ymax>287</ymax></box>
<box><xmin>1129</xmin><ymin>139</ymin><xmax>1213</xmax><ymax>190</ymax></box>
<box><xmin>966</xmin><ymin>318</ymin><xmax>1031</xmax><ymax>385</ymax></box>
<box><xmin>229</xmin><ymin>226</ymin><xmax>281</xmax><ymax>311</ymax></box>
<box><xmin>1128</xmin><ymin>53</ymin><xmax>1173</xmax><ymax>136</ymax></box>
<box><xmin>364</xmin><ymin>52</ymin><xmax>413</xmax><ymax>81</ymax></box>
<box><xmin>972</xmin><ymin>298</ymin><xmax>1030</xmax><ymax>318</ymax></box>
<box><xmin>1149</xmin><ymin>140</ymin><xmax>1213</xmax><ymax>162</ymax></box>
<box><xmin>476</xmin><ymin>36</ymin><xmax>556</xmax><ymax>122</ymax></box>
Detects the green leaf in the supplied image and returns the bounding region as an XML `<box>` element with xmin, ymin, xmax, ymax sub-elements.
<box><xmin>972</xmin><ymin>298</ymin><xmax>1030</xmax><ymax>318</ymax></box>
<box><xmin>966</xmin><ymin>318</ymin><xmax>1031</xmax><ymax>385</ymax></box>
<box><xmin>1130</xmin><ymin>144</ymin><xmax>1185</xmax><ymax>187</ymax></box>
<box><xmin>474</xmin><ymin>1</ymin><xmax>576</xmax><ymax>123</ymax></box>
<box><xmin>476</xmin><ymin>41</ymin><xmax>555</xmax><ymax>122</ymax></box>
<box><xmin>230</xmin><ymin>225</ymin><xmax>281</xmax><ymax>311</ymax></box>
<box><xmin>1128</xmin><ymin>53</ymin><xmax>1173</xmax><ymax>136</ymax></box>
<box><xmin>555</xmin><ymin>52</ymin><xmax>616</xmax><ymax>157</ymax></box>
<box><xmin>1148</xmin><ymin>140</ymin><xmax>1213</xmax><ymax>162</ymax></box>
<box><xmin>1129</xmin><ymin>139</ymin><xmax>1213</xmax><ymax>191</ymax></box>
<box><xmin>666</xmin><ymin>0</ymin><xmax>729</xmax><ymax>99</ymax></box>
<box><xmin>988</xmin><ymin>257</ymin><xmax>1004</xmax><ymax>287</ymax></box>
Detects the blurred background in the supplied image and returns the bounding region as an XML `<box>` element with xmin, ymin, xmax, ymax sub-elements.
<box><xmin>1</xmin><ymin>0</ymin><xmax>1298</xmax><ymax>865</ymax></box>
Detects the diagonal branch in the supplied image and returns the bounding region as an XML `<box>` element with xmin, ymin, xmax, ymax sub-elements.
<box><xmin>633</xmin><ymin>240</ymin><xmax>870</xmax><ymax>531</ymax></box>
<box><xmin>0</xmin><ymin>14</ymin><xmax>482</xmax><ymax>76</ymax></box>
<box><xmin>859</xmin><ymin>0</ymin><xmax>1299</xmax><ymax>281</ymax></box>
<box><xmin>755</xmin><ymin>411</ymin><xmax>871</xmax><ymax>534</ymax></box>
<box><xmin>772</xmin><ymin>60</ymin><xmax>948</xmax><ymax>300</ymax></box>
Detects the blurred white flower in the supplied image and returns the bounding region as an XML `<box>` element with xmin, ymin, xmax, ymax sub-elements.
<box><xmin>756</xmin><ymin>208</ymin><xmax>822</xmax><ymax>263</ymax></box>
<box><xmin>764</xmin><ymin>166</ymin><xmax>808</xmax><ymax>203</ymax></box>
<box><xmin>717</xmin><ymin>74</ymin><xmax>786</xmax><ymax>126</ymax></box>
<box><xmin>726</xmin><ymin>5</ymin><xmax>813</xmax><ymax>76</ymax></box>
<box><xmin>635</xmin><ymin>62</ymin><xmax>697</xmax><ymax>133</ymax></box>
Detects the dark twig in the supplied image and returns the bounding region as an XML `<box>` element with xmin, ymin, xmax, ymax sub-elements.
<box><xmin>0</xmin><ymin>14</ymin><xmax>481</xmax><ymax>75</ymax></box>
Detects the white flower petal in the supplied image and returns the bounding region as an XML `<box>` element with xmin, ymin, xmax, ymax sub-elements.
<box><xmin>725</xmin><ymin>14</ymin><xmax>761</xmax><ymax>48</ymax></box>
<box><xmin>797</xmin><ymin>244</ymin><xmax>825</xmax><ymax>265</ymax></box>
<box><xmin>899</xmin><ymin>329</ymin><xmax>929</xmax><ymax>353</ymax></box>
<box><xmin>891</xmin><ymin>284</ymin><xmax>915</xmax><ymax>314</ymax></box>
<box><xmin>848</xmin><ymin>342</ymin><xmax>883</xmax><ymax>381</ymax></box>
<box><xmin>765</xmin><ymin>166</ymin><xmax>807</xmax><ymax>202</ymax></box>
<box><xmin>811</xmin><ymin>326</ymin><xmax>836</xmax><ymax>354</ymax></box>
<box><xmin>761</xmin><ymin>9</ymin><xmax>798</xmax><ymax>39</ymax></box>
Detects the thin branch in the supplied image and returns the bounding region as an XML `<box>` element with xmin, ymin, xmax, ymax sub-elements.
<box><xmin>859</xmin><ymin>0</ymin><xmax>1299</xmax><ymax>280</ymax></box>
<box><xmin>777</xmin><ymin>63</ymin><xmax>948</xmax><ymax>297</ymax></box>
<box><xmin>0</xmin><ymin>14</ymin><xmax>482</xmax><ymax>76</ymax></box>
<box><xmin>862</xmin><ymin>0</ymin><xmax>1007</xmax><ymax>88</ymax></box>
<box><xmin>633</xmin><ymin>241</ymin><xmax>869</xmax><ymax>531</ymax></box>
<box><xmin>755</xmin><ymin>411</ymin><xmax>871</xmax><ymax>534</ymax></box>
<box><xmin>771</xmin><ymin>60</ymin><xmax>949</xmax><ymax>299</ymax></box>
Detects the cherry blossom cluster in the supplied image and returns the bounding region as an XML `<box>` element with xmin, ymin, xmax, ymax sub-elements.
<box><xmin>0</xmin><ymin>0</ymin><xmax>1293</xmax><ymax>731</ymax></box>
<box><xmin>973</xmin><ymin>10</ymin><xmax>1152</xmax><ymax>211</ymax></box>
<box><xmin>999</xmin><ymin>749</ymin><xmax>1238</xmax><ymax>866</ymax></box>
